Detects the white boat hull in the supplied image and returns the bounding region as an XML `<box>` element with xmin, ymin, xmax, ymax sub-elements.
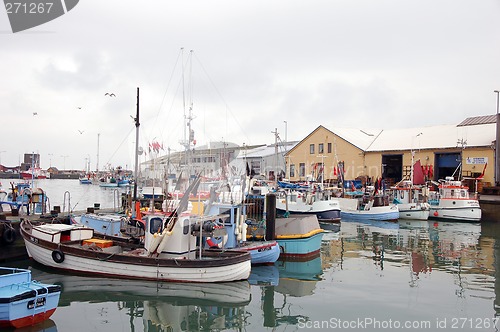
<box><xmin>397</xmin><ymin>203</ymin><xmax>430</xmax><ymax>220</ymax></box>
<box><xmin>429</xmin><ymin>199</ymin><xmax>481</xmax><ymax>222</ymax></box>
<box><xmin>428</xmin><ymin>177</ymin><xmax>482</xmax><ymax>222</ymax></box>
<box><xmin>337</xmin><ymin>197</ymin><xmax>399</xmax><ymax>221</ymax></box>
<box><xmin>24</xmin><ymin>240</ymin><xmax>250</xmax><ymax>283</ymax></box>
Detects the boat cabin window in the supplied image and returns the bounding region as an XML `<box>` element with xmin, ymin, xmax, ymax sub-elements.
<box><xmin>461</xmin><ymin>190</ymin><xmax>466</xmax><ymax>198</ymax></box>
<box><xmin>216</xmin><ymin>207</ymin><xmax>234</xmax><ymax>225</ymax></box>
<box><xmin>149</xmin><ymin>217</ymin><xmax>163</xmax><ymax>234</ymax></box>
<box><xmin>290</xmin><ymin>193</ymin><xmax>297</xmax><ymax>202</ymax></box>
<box><xmin>182</xmin><ymin>218</ymin><xmax>190</xmax><ymax>235</ymax></box>
<box><xmin>61</xmin><ymin>231</ymin><xmax>71</xmax><ymax>242</ymax></box>
<box><xmin>450</xmin><ymin>189</ymin><xmax>455</xmax><ymax>197</ymax></box>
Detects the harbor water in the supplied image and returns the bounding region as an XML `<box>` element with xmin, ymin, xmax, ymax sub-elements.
<box><xmin>2</xmin><ymin>179</ymin><xmax>500</xmax><ymax>331</ymax></box>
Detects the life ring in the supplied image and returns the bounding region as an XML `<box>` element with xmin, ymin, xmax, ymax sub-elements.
<box><xmin>52</xmin><ymin>250</ymin><xmax>65</xmax><ymax>263</ymax></box>
<box><xmin>206</xmin><ymin>234</ymin><xmax>228</xmax><ymax>248</ymax></box>
<box><xmin>2</xmin><ymin>228</ymin><xmax>16</xmax><ymax>244</ymax></box>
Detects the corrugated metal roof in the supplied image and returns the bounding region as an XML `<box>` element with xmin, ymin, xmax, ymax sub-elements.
<box><xmin>332</xmin><ymin>122</ymin><xmax>495</xmax><ymax>152</ymax></box>
<box><xmin>457</xmin><ymin>114</ymin><xmax>496</xmax><ymax>126</ymax></box>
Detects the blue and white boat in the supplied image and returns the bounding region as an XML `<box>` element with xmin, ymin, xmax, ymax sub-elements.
<box><xmin>117</xmin><ymin>178</ymin><xmax>130</xmax><ymax>187</ymax></box>
<box><xmin>337</xmin><ymin>194</ymin><xmax>399</xmax><ymax>222</ymax></box>
<box><xmin>205</xmin><ymin>202</ymin><xmax>280</xmax><ymax>265</ymax></box>
<box><xmin>0</xmin><ymin>267</ymin><xmax>61</xmax><ymax>329</ymax></box>
<box><xmin>79</xmin><ymin>176</ymin><xmax>92</xmax><ymax>184</ymax></box>
<box><xmin>0</xmin><ymin>183</ymin><xmax>49</xmax><ymax>215</ymax></box>
<box><xmin>247</xmin><ymin>214</ymin><xmax>324</xmax><ymax>259</ymax></box>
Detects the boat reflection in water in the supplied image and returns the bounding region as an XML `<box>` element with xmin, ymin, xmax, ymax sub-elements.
<box><xmin>25</xmin><ymin>263</ymin><xmax>251</xmax><ymax>331</ymax></box>
<box><xmin>13</xmin><ymin>319</ymin><xmax>57</xmax><ymax>332</ymax></box>
<box><xmin>339</xmin><ymin>218</ymin><xmax>490</xmax><ymax>301</ymax></box>
<box><xmin>275</xmin><ymin>255</ymin><xmax>323</xmax><ymax>297</ymax></box>
<box><xmin>248</xmin><ymin>254</ymin><xmax>323</xmax><ymax>329</ymax></box>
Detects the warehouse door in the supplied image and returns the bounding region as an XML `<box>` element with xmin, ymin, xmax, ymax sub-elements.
<box><xmin>382</xmin><ymin>154</ymin><xmax>402</xmax><ymax>186</ymax></box>
<box><xmin>435</xmin><ymin>153</ymin><xmax>461</xmax><ymax>180</ymax></box>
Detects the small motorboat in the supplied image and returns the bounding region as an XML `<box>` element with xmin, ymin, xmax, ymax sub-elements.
<box><xmin>0</xmin><ymin>267</ymin><xmax>61</xmax><ymax>328</ymax></box>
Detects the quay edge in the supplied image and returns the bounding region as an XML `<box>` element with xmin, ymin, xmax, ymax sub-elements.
<box><xmin>479</xmin><ymin>195</ymin><xmax>500</xmax><ymax>222</ymax></box>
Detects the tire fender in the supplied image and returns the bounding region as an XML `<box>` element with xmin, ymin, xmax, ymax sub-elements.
<box><xmin>2</xmin><ymin>228</ymin><xmax>16</xmax><ymax>244</ymax></box>
<box><xmin>52</xmin><ymin>249</ymin><xmax>65</xmax><ymax>263</ymax></box>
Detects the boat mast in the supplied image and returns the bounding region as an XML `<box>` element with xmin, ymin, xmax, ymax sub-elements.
<box><xmin>272</xmin><ymin>128</ymin><xmax>279</xmax><ymax>187</ymax></box>
<box><xmin>96</xmin><ymin>133</ymin><xmax>100</xmax><ymax>173</ymax></box>
<box><xmin>179</xmin><ymin>49</ymin><xmax>195</xmax><ymax>184</ymax></box>
<box><xmin>133</xmin><ymin>87</ymin><xmax>140</xmax><ymax>201</ymax></box>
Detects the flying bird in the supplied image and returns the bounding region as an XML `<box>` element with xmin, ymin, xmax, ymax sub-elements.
<box><xmin>77</xmin><ymin>107</ymin><xmax>82</xmax><ymax>110</ymax></box>
<box><xmin>105</xmin><ymin>93</ymin><xmax>116</xmax><ymax>97</ymax></box>
<box><xmin>33</xmin><ymin>112</ymin><xmax>38</xmax><ymax>116</ymax></box>
<box><xmin>78</xmin><ymin>130</ymin><xmax>84</xmax><ymax>134</ymax></box>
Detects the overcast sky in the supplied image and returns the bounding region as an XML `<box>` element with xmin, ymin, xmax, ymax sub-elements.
<box><xmin>1</xmin><ymin>0</ymin><xmax>500</xmax><ymax>170</ymax></box>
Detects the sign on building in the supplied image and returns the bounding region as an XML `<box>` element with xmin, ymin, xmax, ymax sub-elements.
<box><xmin>465</xmin><ymin>157</ymin><xmax>488</xmax><ymax>165</ymax></box>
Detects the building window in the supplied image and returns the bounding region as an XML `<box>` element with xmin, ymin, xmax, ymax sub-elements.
<box><xmin>299</xmin><ymin>163</ymin><xmax>305</xmax><ymax>177</ymax></box>
<box><xmin>328</xmin><ymin>143</ymin><xmax>332</xmax><ymax>153</ymax></box>
<box><xmin>290</xmin><ymin>164</ymin><xmax>295</xmax><ymax>177</ymax></box>
<box><xmin>310</xmin><ymin>144</ymin><xmax>315</xmax><ymax>154</ymax></box>
<box><xmin>318</xmin><ymin>143</ymin><xmax>324</xmax><ymax>154</ymax></box>
<box><xmin>251</xmin><ymin>160</ymin><xmax>261</xmax><ymax>175</ymax></box>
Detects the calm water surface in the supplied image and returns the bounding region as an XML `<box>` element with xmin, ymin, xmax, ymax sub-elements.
<box><xmin>3</xmin><ymin>179</ymin><xmax>500</xmax><ymax>331</ymax></box>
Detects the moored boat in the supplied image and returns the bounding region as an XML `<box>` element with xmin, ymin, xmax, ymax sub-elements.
<box><xmin>20</xmin><ymin>211</ymin><xmax>251</xmax><ymax>283</ymax></box>
<box><xmin>204</xmin><ymin>202</ymin><xmax>280</xmax><ymax>264</ymax></box>
<box><xmin>79</xmin><ymin>177</ymin><xmax>92</xmax><ymax>184</ymax></box>
<box><xmin>0</xmin><ymin>267</ymin><xmax>61</xmax><ymax>329</ymax></box>
<box><xmin>428</xmin><ymin>176</ymin><xmax>481</xmax><ymax>222</ymax></box>
<box><xmin>337</xmin><ymin>193</ymin><xmax>399</xmax><ymax>221</ymax></box>
<box><xmin>0</xmin><ymin>182</ymin><xmax>49</xmax><ymax>216</ymax></box>
<box><xmin>247</xmin><ymin>213</ymin><xmax>324</xmax><ymax>259</ymax></box>
<box><xmin>20</xmin><ymin>167</ymin><xmax>49</xmax><ymax>180</ymax></box>
<box><xmin>275</xmin><ymin>189</ymin><xmax>341</xmax><ymax>223</ymax></box>
<box><xmin>390</xmin><ymin>181</ymin><xmax>430</xmax><ymax>220</ymax></box>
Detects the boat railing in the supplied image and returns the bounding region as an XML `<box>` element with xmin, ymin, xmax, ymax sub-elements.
<box><xmin>63</xmin><ymin>191</ymin><xmax>71</xmax><ymax>214</ymax></box>
<box><xmin>112</xmin><ymin>189</ymin><xmax>120</xmax><ymax>211</ymax></box>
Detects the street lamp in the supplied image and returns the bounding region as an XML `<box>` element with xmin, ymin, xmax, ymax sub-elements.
<box><xmin>495</xmin><ymin>90</ymin><xmax>500</xmax><ymax>185</ymax></box>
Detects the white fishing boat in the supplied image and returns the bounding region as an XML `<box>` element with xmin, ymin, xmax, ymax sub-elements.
<box><xmin>390</xmin><ymin>181</ymin><xmax>430</xmax><ymax>220</ymax></box>
<box><xmin>428</xmin><ymin>176</ymin><xmax>481</xmax><ymax>222</ymax></box>
<box><xmin>275</xmin><ymin>189</ymin><xmax>341</xmax><ymax>223</ymax></box>
<box><xmin>21</xmin><ymin>212</ymin><xmax>251</xmax><ymax>283</ymax></box>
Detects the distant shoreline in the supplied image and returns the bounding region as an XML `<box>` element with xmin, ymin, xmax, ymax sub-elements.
<box><xmin>0</xmin><ymin>172</ymin><xmax>80</xmax><ymax>179</ymax></box>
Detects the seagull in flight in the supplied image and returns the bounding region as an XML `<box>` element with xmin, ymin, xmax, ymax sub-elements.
<box><xmin>78</xmin><ymin>130</ymin><xmax>84</xmax><ymax>134</ymax></box>
<box><xmin>33</xmin><ymin>112</ymin><xmax>38</xmax><ymax>116</ymax></box>
<box><xmin>77</xmin><ymin>107</ymin><xmax>82</xmax><ymax>110</ymax></box>
<box><xmin>105</xmin><ymin>92</ymin><xmax>116</xmax><ymax>97</ymax></box>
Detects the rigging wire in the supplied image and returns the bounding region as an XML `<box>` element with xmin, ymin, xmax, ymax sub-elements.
<box><xmin>192</xmin><ymin>52</ymin><xmax>252</xmax><ymax>145</ymax></box>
